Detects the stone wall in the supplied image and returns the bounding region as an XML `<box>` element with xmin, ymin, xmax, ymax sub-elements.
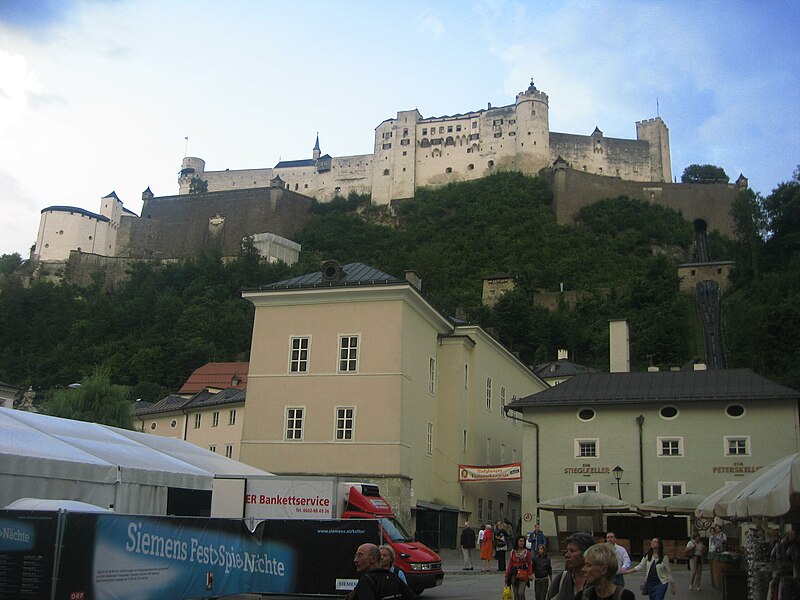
<box><xmin>122</xmin><ymin>187</ymin><xmax>313</xmax><ymax>259</ymax></box>
<box><xmin>544</xmin><ymin>167</ymin><xmax>739</xmax><ymax>236</ymax></box>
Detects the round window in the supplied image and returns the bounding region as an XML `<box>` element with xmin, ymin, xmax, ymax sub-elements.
<box><xmin>726</xmin><ymin>404</ymin><xmax>745</xmax><ymax>418</ymax></box>
<box><xmin>150</xmin><ymin>422</ymin><xmax>157</xmax><ymax>430</ymax></box>
<box><xmin>170</xmin><ymin>419</ymin><xmax>177</xmax><ymax>428</ymax></box>
<box><xmin>578</xmin><ymin>408</ymin><xmax>595</xmax><ymax>421</ymax></box>
<box><xmin>659</xmin><ymin>406</ymin><xmax>678</xmax><ymax>419</ymax></box>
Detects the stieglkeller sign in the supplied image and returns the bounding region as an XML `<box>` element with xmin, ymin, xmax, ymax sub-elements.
<box><xmin>458</xmin><ymin>463</ymin><xmax>522</xmax><ymax>482</ymax></box>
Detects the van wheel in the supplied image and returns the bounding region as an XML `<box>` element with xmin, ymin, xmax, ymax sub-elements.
<box><xmin>412</xmin><ymin>590</ymin><xmax>424</xmax><ymax>596</ymax></box>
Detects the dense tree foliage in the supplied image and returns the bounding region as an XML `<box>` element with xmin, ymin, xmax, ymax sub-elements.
<box><xmin>681</xmin><ymin>164</ymin><xmax>730</xmax><ymax>184</ymax></box>
<box><xmin>1</xmin><ymin>169</ymin><xmax>798</xmax><ymax>408</ymax></box>
<box><xmin>44</xmin><ymin>367</ymin><xmax>133</xmax><ymax>428</ymax></box>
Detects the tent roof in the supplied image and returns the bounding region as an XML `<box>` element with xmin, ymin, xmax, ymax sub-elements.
<box><xmin>0</xmin><ymin>408</ymin><xmax>272</xmax><ymax>491</ymax></box>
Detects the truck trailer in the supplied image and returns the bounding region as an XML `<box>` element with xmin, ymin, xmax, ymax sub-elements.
<box><xmin>211</xmin><ymin>476</ymin><xmax>444</xmax><ymax>594</ymax></box>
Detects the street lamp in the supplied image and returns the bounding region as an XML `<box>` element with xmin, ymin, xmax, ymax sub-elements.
<box><xmin>612</xmin><ymin>465</ymin><xmax>624</xmax><ymax>500</ymax></box>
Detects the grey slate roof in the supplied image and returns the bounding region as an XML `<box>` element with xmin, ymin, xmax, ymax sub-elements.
<box><xmin>275</xmin><ymin>159</ymin><xmax>316</xmax><ymax>169</ymax></box>
<box><xmin>133</xmin><ymin>388</ymin><xmax>246</xmax><ymax>417</ymax></box>
<box><xmin>133</xmin><ymin>394</ymin><xmax>188</xmax><ymax>416</ymax></box>
<box><xmin>510</xmin><ymin>368</ymin><xmax>799</xmax><ymax>408</ymax></box>
<box><xmin>250</xmin><ymin>262</ymin><xmax>406</xmax><ymax>291</ymax></box>
<box><xmin>41</xmin><ymin>206</ymin><xmax>110</xmax><ymax>222</ymax></box>
<box><xmin>533</xmin><ymin>359</ymin><xmax>599</xmax><ymax>380</ymax></box>
<box><xmin>189</xmin><ymin>388</ymin><xmax>246</xmax><ymax>409</ymax></box>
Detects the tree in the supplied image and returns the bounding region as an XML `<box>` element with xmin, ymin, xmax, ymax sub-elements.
<box><xmin>0</xmin><ymin>253</ymin><xmax>22</xmax><ymax>275</ymax></box>
<box><xmin>44</xmin><ymin>367</ymin><xmax>133</xmax><ymax>428</ymax></box>
<box><xmin>189</xmin><ymin>177</ymin><xmax>209</xmax><ymax>194</ymax></box>
<box><xmin>681</xmin><ymin>164</ymin><xmax>729</xmax><ymax>184</ymax></box>
<box><xmin>730</xmin><ymin>188</ymin><xmax>766</xmax><ymax>281</ymax></box>
<box><xmin>763</xmin><ymin>166</ymin><xmax>800</xmax><ymax>259</ymax></box>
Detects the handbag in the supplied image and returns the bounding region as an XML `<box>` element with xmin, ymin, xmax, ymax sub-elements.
<box><xmin>515</xmin><ymin>568</ymin><xmax>530</xmax><ymax>582</ymax></box>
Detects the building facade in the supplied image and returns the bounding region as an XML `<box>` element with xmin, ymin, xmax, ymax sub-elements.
<box><xmin>507</xmin><ymin>369</ymin><xmax>800</xmax><ymax>540</ymax></box>
<box><xmin>239</xmin><ymin>261</ymin><xmax>548</xmax><ymax>541</ymax></box>
<box><xmin>179</xmin><ymin>81</ymin><xmax>671</xmax><ymax>205</ymax></box>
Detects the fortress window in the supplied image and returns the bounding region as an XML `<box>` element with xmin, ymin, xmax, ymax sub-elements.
<box><xmin>469</xmin><ymin>133</ymin><xmax>480</xmax><ymax>141</ymax></box>
<box><xmin>422</xmin><ymin>128</ymin><xmax>427</xmax><ymax>135</ymax></box>
<box><xmin>304</xmin><ymin>184</ymin><xmax>308</xmax><ymax>188</ymax></box>
<box><xmin>420</xmin><ymin>138</ymin><xmax>430</xmax><ymax>148</ymax></box>
<box><xmin>467</xmin><ymin>148</ymin><xmax>472</xmax><ymax>154</ymax></box>
<box><xmin>400</xmin><ymin>138</ymin><xmax>410</xmax><ymax>146</ymax></box>
<box><xmin>383</xmin><ymin>169</ymin><xmax>390</xmax><ymax>176</ymax></box>
<box><xmin>468</xmin><ymin>164</ymin><xmax>474</xmax><ymax>170</ymax></box>
<box><xmin>439</xmin><ymin>126</ymin><xmax>445</xmax><ymax>133</ymax></box>
<box><xmin>509</xmin><ymin>119</ymin><xmax>515</xmax><ymax>125</ymax></box>
<box><xmin>531</xmin><ymin>110</ymin><xmax>536</xmax><ymax>115</ymax></box>
<box><xmin>445</xmin><ymin>136</ymin><xmax>455</xmax><ymax>146</ymax></box>
<box><xmin>494</xmin><ymin>132</ymin><xmax>502</xmax><ymax>138</ymax></box>
<box><xmin>382</xmin><ymin>143</ymin><xmax>392</xmax><ymax>150</ymax></box>
<box><xmin>509</xmin><ymin>131</ymin><xmax>516</xmax><ymax>136</ymax></box>
<box><xmin>448</xmin><ymin>126</ymin><xmax>453</xmax><ymax>133</ymax></box>
<box><xmin>472</xmin><ymin>121</ymin><xmax>477</xmax><ymax>129</ymax></box>
<box><xmin>402</xmin><ymin>151</ymin><xmax>407</xmax><ymax>156</ymax></box>
<box><xmin>445</xmin><ymin>167</ymin><xmax>452</xmax><ymax>174</ymax></box>
<box><xmin>88</xmin><ymin>236</ymin><xmax>93</xmax><ymax>240</ymax></box>
<box><xmin>456</xmin><ymin>125</ymin><xmax>462</xmax><ymax>132</ymax></box>
<box><xmin>488</xmin><ymin>160</ymin><xmax>494</xmax><ymax>168</ymax></box>
<box><xmin>403</xmin><ymin>128</ymin><xmax>408</xmax><ymax>136</ymax></box>
<box><xmin>335</xmin><ymin>187</ymin><xmax>341</xmax><ymax>193</ymax></box>
<box><xmin>432</xmin><ymin>138</ymin><xmax>442</xmax><ymax>145</ymax></box>
<box><xmin>295</xmin><ymin>184</ymin><xmax>299</xmax><ymax>190</ymax></box>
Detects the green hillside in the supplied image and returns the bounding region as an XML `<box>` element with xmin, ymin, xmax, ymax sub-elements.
<box><xmin>1</xmin><ymin>169</ymin><xmax>798</xmax><ymax>412</ymax></box>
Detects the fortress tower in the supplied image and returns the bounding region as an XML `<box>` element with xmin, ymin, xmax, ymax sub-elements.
<box><xmin>513</xmin><ymin>79</ymin><xmax>551</xmax><ymax>173</ymax></box>
<box><xmin>636</xmin><ymin>117</ymin><xmax>672</xmax><ymax>182</ymax></box>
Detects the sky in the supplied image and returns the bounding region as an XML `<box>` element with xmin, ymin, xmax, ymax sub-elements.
<box><xmin>1</xmin><ymin>0</ymin><xmax>798</xmax><ymax>257</ymax></box>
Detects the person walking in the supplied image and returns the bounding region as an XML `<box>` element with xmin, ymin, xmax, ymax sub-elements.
<box><xmin>621</xmin><ymin>537</ymin><xmax>676</xmax><ymax>600</ymax></box>
<box><xmin>528</xmin><ymin>523</ymin><xmax>547</xmax><ymax>554</ymax></box>
<box><xmin>545</xmin><ymin>531</ymin><xmax>594</xmax><ymax>600</ymax></box>
<box><xmin>480</xmin><ymin>524</ymin><xmax>495</xmax><ymax>571</ymax></box>
<box><xmin>532</xmin><ymin>544</ymin><xmax>552</xmax><ymax>600</ymax></box>
<box><xmin>605</xmin><ymin>531</ymin><xmax>631</xmax><ymax>587</ymax></box>
<box><xmin>686</xmin><ymin>532</ymin><xmax>705</xmax><ymax>591</ymax></box>
<box><xmin>581</xmin><ymin>543</ymin><xmax>635</xmax><ymax>600</ymax></box>
<box><xmin>348</xmin><ymin>543</ymin><xmax>416</xmax><ymax>600</ymax></box>
<box><xmin>460</xmin><ymin>521</ymin><xmax>476</xmax><ymax>570</ymax></box>
<box><xmin>495</xmin><ymin>522</ymin><xmax>509</xmax><ymax>571</ymax></box>
<box><xmin>506</xmin><ymin>536</ymin><xmax>533</xmax><ymax>600</ymax></box>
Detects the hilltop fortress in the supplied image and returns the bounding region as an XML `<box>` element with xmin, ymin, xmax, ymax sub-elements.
<box><xmin>32</xmin><ymin>80</ymin><xmax>744</xmax><ymax>278</ymax></box>
<box><xmin>179</xmin><ymin>80</ymin><xmax>672</xmax><ymax>204</ymax></box>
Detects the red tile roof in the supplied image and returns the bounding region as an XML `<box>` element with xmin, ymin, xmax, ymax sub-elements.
<box><xmin>178</xmin><ymin>362</ymin><xmax>249</xmax><ymax>394</ymax></box>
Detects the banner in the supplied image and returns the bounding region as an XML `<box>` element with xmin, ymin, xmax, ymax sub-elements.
<box><xmin>245</xmin><ymin>477</ymin><xmax>336</xmax><ymax>519</ymax></box>
<box><xmin>0</xmin><ymin>511</ymin><xmax>59</xmax><ymax>600</ymax></box>
<box><xmin>0</xmin><ymin>510</ymin><xmax>379</xmax><ymax>599</ymax></box>
<box><xmin>458</xmin><ymin>463</ymin><xmax>522</xmax><ymax>482</ymax></box>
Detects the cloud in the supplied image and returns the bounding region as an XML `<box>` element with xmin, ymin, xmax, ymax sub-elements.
<box><xmin>418</xmin><ymin>14</ymin><xmax>444</xmax><ymax>36</ymax></box>
<box><xmin>0</xmin><ymin>167</ymin><xmax>39</xmax><ymax>256</ymax></box>
<box><xmin>0</xmin><ymin>50</ymin><xmax>44</xmax><ymax>131</ymax></box>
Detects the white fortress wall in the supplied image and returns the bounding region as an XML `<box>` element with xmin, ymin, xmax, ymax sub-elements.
<box><xmin>549</xmin><ymin>132</ymin><xmax>652</xmax><ymax>181</ymax></box>
<box><xmin>35</xmin><ymin>209</ymin><xmax>110</xmax><ymax>261</ymax></box>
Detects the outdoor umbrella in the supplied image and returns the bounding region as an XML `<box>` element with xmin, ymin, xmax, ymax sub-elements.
<box><xmin>696</xmin><ymin>482</ymin><xmax>739</xmax><ymax>519</ymax></box>
<box><xmin>724</xmin><ymin>452</ymin><xmax>800</xmax><ymax>519</ymax></box>
<box><xmin>638</xmin><ymin>493</ymin><xmax>706</xmax><ymax>514</ymax></box>
<box><xmin>538</xmin><ymin>491</ymin><xmax>631</xmax><ymax>511</ymax></box>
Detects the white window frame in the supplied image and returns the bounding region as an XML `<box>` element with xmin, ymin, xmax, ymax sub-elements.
<box><xmin>428</xmin><ymin>358</ymin><xmax>436</xmax><ymax>395</ymax></box>
<box><xmin>574</xmin><ymin>438</ymin><xmax>598</xmax><ymax>458</ymax></box>
<box><xmin>285</xmin><ymin>406</ymin><xmax>305</xmax><ymax>441</ymax></box>
<box><xmin>225</xmin><ymin>444</ymin><xmax>233</xmax><ymax>458</ymax></box>
<box><xmin>500</xmin><ymin>386</ymin><xmax>506</xmax><ymax>419</ymax></box>
<box><xmin>335</xmin><ymin>406</ymin><xmax>355</xmax><ymax>441</ymax></box>
<box><xmin>575</xmin><ymin>482</ymin><xmax>599</xmax><ymax>494</ymax></box>
<box><xmin>228</xmin><ymin>409</ymin><xmax>236</xmax><ymax>426</ymax></box>
<box><xmin>486</xmin><ymin>377</ymin><xmax>492</xmax><ymax>411</ymax></box>
<box><xmin>212</xmin><ymin>411</ymin><xmax>219</xmax><ymax>427</ymax></box>
<box><xmin>724</xmin><ymin>436</ymin><xmax>750</xmax><ymax>456</ymax></box>
<box><xmin>289</xmin><ymin>336</ymin><xmax>310</xmax><ymax>373</ymax></box>
<box><xmin>657</xmin><ymin>436</ymin><xmax>683</xmax><ymax>457</ymax></box>
<box><xmin>338</xmin><ymin>334</ymin><xmax>360</xmax><ymax>373</ymax></box>
<box><xmin>658</xmin><ymin>482</ymin><xmax>684</xmax><ymax>498</ymax></box>
<box><xmin>485</xmin><ymin>437</ymin><xmax>492</xmax><ymax>464</ymax></box>
<box><xmin>194</xmin><ymin>413</ymin><xmax>201</xmax><ymax>429</ymax></box>
<box><xmin>209</xmin><ymin>445</ymin><xmax>216</xmax><ymax>453</ymax></box>
<box><xmin>426</xmin><ymin>422</ymin><xmax>433</xmax><ymax>456</ymax></box>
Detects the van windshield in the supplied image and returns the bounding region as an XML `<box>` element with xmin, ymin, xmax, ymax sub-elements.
<box><xmin>380</xmin><ymin>517</ymin><xmax>413</xmax><ymax>542</ymax></box>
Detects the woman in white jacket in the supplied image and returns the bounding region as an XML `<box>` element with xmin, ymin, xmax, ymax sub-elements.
<box><xmin>621</xmin><ymin>538</ymin><xmax>675</xmax><ymax>600</ymax></box>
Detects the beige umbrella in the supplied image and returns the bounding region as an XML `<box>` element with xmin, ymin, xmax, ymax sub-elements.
<box><xmin>695</xmin><ymin>482</ymin><xmax>738</xmax><ymax>519</ymax></box>
<box><xmin>538</xmin><ymin>491</ymin><xmax>631</xmax><ymax>511</ymax></box>
<box><xmin>638</xmin><ymin>493</ymin><xmax>706</xmax><ymax>515</ymax></box>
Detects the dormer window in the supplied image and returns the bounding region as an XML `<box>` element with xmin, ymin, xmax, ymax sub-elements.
<box><xmin>231</xmin><ymin>375</ymin><xmax>240</xmax><ymax>386</ymax></box>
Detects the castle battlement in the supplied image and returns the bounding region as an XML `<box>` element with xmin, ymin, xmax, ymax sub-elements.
<box><xmin>175</xmin><ymin>82</ymin><xmax>669</xmax><ymax>203</ymax></box>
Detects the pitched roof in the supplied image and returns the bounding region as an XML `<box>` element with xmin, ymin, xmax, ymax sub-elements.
<box><xmin>510</xmin><ymin>368</ymin><xmax>799</xmax><ymax>408</ymax></box>
<box><xmin>533</xmin><ymin>359</ymin><xmax>599</xmax><ymax>380</ymax></box>
<box><xmin>178</xmin><ymin>362</ymin><xmax>249</xmax><ymax>394</ymax></box>
<box><xmin>132</xmin><ymin>394</ymin><xmax>189</xmax><ymax>416</ymax></box>
<box><xmin>251</xmin><ymin>262</ymin><xmax>405</xmax><ymax>291</ymax></box>
<box><xmin>274</xmin><ymin>158</ymin><xmax>316</xmax><ymax>169</ymax></box>
<box><xmin>41</xmin><ymin>206</ymin><xmax>110</xmax><ymax>222</ymax></box>
<box><xmin>187</xmin><ymin>388</ymin><xmax>246</xmax><ymax>409</ymax></box>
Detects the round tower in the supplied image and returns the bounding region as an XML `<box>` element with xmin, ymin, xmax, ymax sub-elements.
<box><xmin>514</xmin><ymin>79</ymin><xmax>550</xmax><ymax>172</ymax></box>
<box><xmin>178</xmin><ymin>157</ymin><xmax>206</xmax><ymax>194</ymax></box>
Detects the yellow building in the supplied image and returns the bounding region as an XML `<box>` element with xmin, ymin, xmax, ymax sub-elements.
<box><xmin>240</xmin><ymin>261</ymin><xmax>547</xmax><ymax>545</ymax></box>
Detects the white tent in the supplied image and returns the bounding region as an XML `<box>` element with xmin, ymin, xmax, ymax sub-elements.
<box><xmin>0</xmin><ymin>407</ymin><xmax>272</xmax><ymax>515</ymax></box>
<box><xmin>696</xmin><ymin>453</ymin><xmax>800</xmax><ymax>520</ymax></box>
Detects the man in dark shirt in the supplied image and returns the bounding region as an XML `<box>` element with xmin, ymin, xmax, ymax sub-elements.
<box><xmin>460</xmin><ymin>521</ymin><xmax>476</xmax><ymax>570</ymax></box>
<box><xmin>348</xmin><ymin>543</ymin><xmax>416</xmax><ymax>600</ymax></box>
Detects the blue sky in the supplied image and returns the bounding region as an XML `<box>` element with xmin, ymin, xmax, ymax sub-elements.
<box><xmin>1</xmin><ymin>0</ymin><xmax>798</xmax><ymax>256</ymax></box>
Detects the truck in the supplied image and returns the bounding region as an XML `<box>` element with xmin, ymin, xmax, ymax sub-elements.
<box><xmin>211</xmin><ymin>476</ymin><xmax>444</xmax><ymax>594</ymax></box>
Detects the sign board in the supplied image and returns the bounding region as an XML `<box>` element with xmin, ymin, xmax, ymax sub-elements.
<box><xmin>244</xmin><ymin>477</ymin><xmax>337</xmax><ymax>519</ymax></box>
<box><xmin>0</xmin><ymin>510</ymin><xmax>379</xmax><ymax>599</ymax></box>
<box><xmin>458</xmin><ymin>463</ymin><xmax>522</xmax><ymax>482</ymax></box>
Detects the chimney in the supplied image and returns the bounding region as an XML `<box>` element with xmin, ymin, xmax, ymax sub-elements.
<box><xmin>693</xmin><ymin>362</ymin><xmax>707</xmax><ymax>371</ymax></box>
<box><xmin>609</xmin><ymin>319</ymin><xmax>630</xmax><ymax>373</ymax></box>
<box><xmin>557</xmin><ymin>349</ymin><xmax>568</xmax><ymax>360</ymax></box>
<box><xmin>404</xmin><ymin>270</ymin><xmax>422</xmax><ymax>291</ymax></box>
<box><xmin>647</xmin><ymin>366</ymin><xmax>659</xmax><ymax>372</ymax></box>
